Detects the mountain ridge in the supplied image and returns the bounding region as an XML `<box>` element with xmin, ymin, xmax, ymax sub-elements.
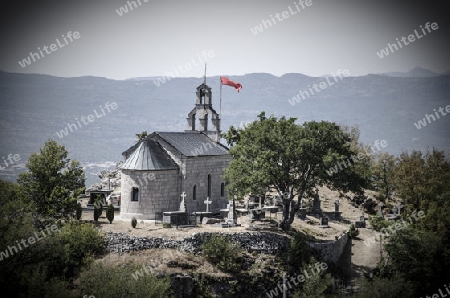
<box><xmin>0</xmin><ymin>70</ymin><xmax>449</xmax><ymax>187</ymax></box>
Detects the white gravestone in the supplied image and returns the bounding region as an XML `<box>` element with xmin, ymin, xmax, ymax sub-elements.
<box><xmin>179</xmin><ymin>191</ymin><xmax>187</xmax><ymax>212</ymax></box>
<box><xmin>204</xmin><ymin>197</ymin><xmax>212</xmax><ymax>212</ymax></box>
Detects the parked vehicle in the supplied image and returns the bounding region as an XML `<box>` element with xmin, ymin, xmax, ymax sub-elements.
<box><xmin>108</xmin><ymin>193</ymin><xmax>121</xmax><ymax>206</ymax></box>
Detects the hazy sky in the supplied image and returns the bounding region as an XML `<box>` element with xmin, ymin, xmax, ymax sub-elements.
<box><xmin>1</xmin><ymin>0</ymin><xmax>449</xmax><ymax>79</ymax></box>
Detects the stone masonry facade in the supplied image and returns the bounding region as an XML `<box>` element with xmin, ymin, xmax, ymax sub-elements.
<box><xmin>120</xmin><ymin>168</ymin><xmax>180</xmax><ymax>220</ymax></box>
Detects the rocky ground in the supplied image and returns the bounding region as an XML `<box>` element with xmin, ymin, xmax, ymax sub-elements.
<box><xmin>81</xmin><ymin>185</ymin><xmax>385</xmax><ymax>294</ymax></box>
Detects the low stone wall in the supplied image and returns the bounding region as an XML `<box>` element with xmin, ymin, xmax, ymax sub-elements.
<box><xmin>104</xmin><ymin>231</ymin><xmax>290</xmax><ymax>255</ymax></box>
<box><xmin>307</xmin><ymin>232</ymin><xmax>349</xmax><ymax>264</ymax></box>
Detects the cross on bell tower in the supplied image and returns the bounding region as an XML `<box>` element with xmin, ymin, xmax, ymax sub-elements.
<box><xmin>186</xmin><ymin>73</ymin><xmax>221</xmax><ymax>142</ymax></box>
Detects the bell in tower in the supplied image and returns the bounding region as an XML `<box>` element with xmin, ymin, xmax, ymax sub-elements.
<box><xmin>186</xmin><ymin>82</ymin><xmax>221</xmax><ymax>142</ymax></box>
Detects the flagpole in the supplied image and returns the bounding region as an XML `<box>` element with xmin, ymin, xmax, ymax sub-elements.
<box><xmin>204</xmin><ymin>63</ymin><xmax>207</xmax><ymax>84</ymax></box>
<box><xmin>220</xmin><ymin>77</ymin><xmax>222</xmax><ymax>120</ymax></box>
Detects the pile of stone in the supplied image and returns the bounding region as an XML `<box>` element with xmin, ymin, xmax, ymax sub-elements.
<box><xmin>104</xmin><ymin>231</ymin><xmax>290</xmax><ymax>255</ymax></box>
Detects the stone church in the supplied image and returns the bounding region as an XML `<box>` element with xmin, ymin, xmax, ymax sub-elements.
<box><xmin>119</xmin><ymin>82</ymin><xmax>231</xmax><ymax>220</ymax></box>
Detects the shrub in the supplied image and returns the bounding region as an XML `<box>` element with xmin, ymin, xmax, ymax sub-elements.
<box><xmin>163</xmin><ymin>223</ymin><xmax>171</xmax><ymax>228</ymax></box>
<box><xmin>131</xmin><ymin>217</ymin><xmax>137</xmax><ymax>228</ymax></box>
<box><xmin>93</xmin><ymin>196</ymin><xmax>103</xmax><ymax>222</ymax></box>
<box><xmin>349</xmin><ymin>224</ymin><xmax>360</xmax><ymax>238</ymax></box>
<box><xmin>79</xmin><ymin>262</ymin><xmax>171</xmax><ymax>297</ymax></box>
<box><xmin>76</xmin><ymin>202</ymin><xmax>82</xmax><ymax>220</ymax></box>
<box><xmin>279</xmin><ymin>232</ymin><xmax>315</xmax><ymax>276</ymax></box>
<box><xmin>44</xmin><ymin>221</ymin><xmax>106</xmax><ymax>280</ymax></box>
<box><xmin>356</xmin><ymin>275</ymin><xmax>414</xmax><ymax>298</ymax></box>
<box><xmin>200</xmin><ymin>234</ymin><xmax>242</xmax><ymax>273</ymax></box>
<box><xmin>106</xmin><ymin>204</ymin><xmax>114</xmax><ymax>224</ymax></box>
<box><xmin>369</xmin><ymin>214</ymin><xmax>391</xmax><ymax>232</ymax></box>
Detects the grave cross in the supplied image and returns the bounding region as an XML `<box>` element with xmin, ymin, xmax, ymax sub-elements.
<box><xmin>204</xmin><ymin>196</ymin><xmax>212</xmax><ymax>212</ymax></box>
<box><xmin>179</xmin><ymin>191</ymin><xmax>187</xmax><ymax>212</ymax></box>
<box><xmin>334</xmin><ymin>200</ymin><xmax>340</xmax><ymax>212</ymax></box>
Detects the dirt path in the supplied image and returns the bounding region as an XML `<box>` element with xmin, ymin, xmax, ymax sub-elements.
<box><xmin>351</xmin><ymin>228</ymin><xmax>382</xmax><ymax>278</ymax></box>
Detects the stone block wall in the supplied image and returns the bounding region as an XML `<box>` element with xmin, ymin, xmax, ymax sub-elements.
<box><xmin>120</xmin><ymin>135</ymin><xmax>232</xmax><ymax>218</ymax></box>
<box><xmin>308</xmin><ymin>232</ymin><xmax>349</xmax><ymax>264</ymax></box>
<box><xmin>182</xmin><ymin>155</ymin><xmax>232</xmax><ymax>213</ymax></box>
<box><xmin>155</xmin><ymin>135</ymin><xmax>231</xmax><ymax>213</ymax></box>
<box><xmin>120</xmin><ymin>168</ymin><xmax>180</xmax><ymax>220</ymax></box>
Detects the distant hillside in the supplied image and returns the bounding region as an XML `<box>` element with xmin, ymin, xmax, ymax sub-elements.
<box><xmin>381</xmin><ymin>67</ymin><xmax>444</xmax><ymax>77</ymax></box>
<box><xmin>0</xmin><ymin>71</ymin><xmax>449</xmax><ymax>187</ymax></box>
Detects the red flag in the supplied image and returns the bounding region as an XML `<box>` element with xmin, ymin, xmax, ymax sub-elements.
<box><xmin>220</xmin><ymin>76</ymin><xmax>242</xmax><ymax>93</ymax></box>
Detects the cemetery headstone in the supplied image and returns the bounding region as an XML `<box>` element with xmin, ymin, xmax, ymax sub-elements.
<box><xmin>320</xmin><ymin>216</ymin><xmax>329</xmax><ymax>227</ymax></box>
<box><xmin>298</xmin><ymin>208</ymin><xmax>307</xmax><ymax>219</ymax></box>
<box><xmin>180</xmin><ymin>191</ymin><xmax>187</xmax><ymax>212</ymax></box>
<box><xmin>162</xmin><ymin>191</ymin><xmax>189</xmax><ymax>226</ymax></box>
<box><xmin>334</xmin><ymin>200</ymin><xmax>340</xmax><ymax>212</ymax></box>
<box><xmin>204</xmin><ymin>197</ymin><xmax>212</xmax><ymax>212</ymax></box>
<box><xmin>312</xmin><ymin>196</ymin><xmax>321</xmax><ymax>215</ymax></box>
<box><xmin>378</xmin><ymin>203</ymin><xmax>384</xmax><ymax>218</ymax></box>
<box><xmin>391</xmin><ymin>206</ymin><xmax>398</xmax><ymax>216</ymax></box>
<box><xmin>228</xmin><ymin>202</ymin><xmax>235</xmax><ymax>224</ymax></box>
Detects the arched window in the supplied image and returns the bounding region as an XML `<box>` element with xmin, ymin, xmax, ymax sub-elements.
<box><xmin>221</xmin><ymin>183</ymin><xmax>225</xmax><ymax>197</ymax></box>
<box><xmin>131</xmin><ymin>187</ymin><xmax>139</xmax><ymax>202</ymax></box>
<box><xmin>193</xmin><ymin>185</ymin><xmax>196</xmax><ymax>201</ymax></box>
<box><xmin>207</xmin><ymin>174</ymin><xmax>211</xmax><ymax>197</ymax></box>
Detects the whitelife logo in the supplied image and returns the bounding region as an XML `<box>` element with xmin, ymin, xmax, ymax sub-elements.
<box><xmin>250</xmin><ymin>0</ymin><xmax>313</xmax><ymax>35</ymax></box>
<box><xmin>0</xmin><ymin>154</ymin><xmax>20</xmax><ymax>171</ymax></box>
<box><xmin>413</xmin><ymin>105</ymin><xmax>450</xmax><ymax>129</ymax></box>
<box><xmin>55</xmin><ymin>102</ymin><xmax>118</xmax><ymax>139</ymax></box>
<box><xmin>363</xmin><ymin>210</ymin><xmax>425</xmax><ymax>248</ymax></box>
<box><xmin>18</xmin><ymin>31</ymin><xmax>80</xmax><ymax>68</ymax></box>
<box><xmin>421</xmin><ymin>283</ymin><xmax>450</xmax><ymax>298</ymax></box>
<box><xmin>0</xmin><ymin>224</ymin><xmax>60</xmax><ymax>261</ymax></box>
<box><xmin>376</xmin><ymin>22</ymin><xmax>438</xmax><ymax>58</ymax></box>
<box><xmin>325</xmin><ymin>140</ymin><xmax>388</xmax><ymax>176</ymax></box>
<box><xmin>152</xmin><ymin>50</ymin><xmax>215</xmax><ymax>87</ymax></box>
<box><xmin>115</xmin><ymin>0</ymin><xmax>149</xmax><ymax>16</ymax></box>
<box><xmin>265</xmin><ymin>262</ymin><xmax>328</xmax><ymax>297</ymax></box>
<box><xmin>288</xmin><ymin>69</ymin><xmax>349</xmax><ymax>106</ymax></box>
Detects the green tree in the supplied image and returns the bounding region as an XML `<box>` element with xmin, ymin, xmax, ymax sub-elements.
<box><xmin>382</xmin><ymin>226</ymin><xmax>446</xmax><ymax>296</ymax></box>
<box><xmin>18</xmin><ymin>140</ymin><xmax>85</xmax><ymax>225</ymax></box>
<box><xmin>340</xmin><ymin>124</ymin><xmax>374</xmax><ymax>188</ymax></box>
<box><xmin>372</xmin><ymin>150</ymin><xmax>450</xmax><ymax>296</ymax></box>
<box><xmin>356</xmin><ymin>275</ymin><xmax>414</xmax><ymax>298</ymax></box>
<box><xmin>222</xmin><ymin>113</ymin><xmax>365</xmax><ymax>230</ymax></box>
<box><xmin>0</xmin><ymin>180</ymin><xmax>36</xmax><ymax>290</ymax></box>
<box><xmin>106</xmin><ymin>204</ymin><xmax>114</xmax><ymax>224</ymax></box>
<box><xmin>371</xmin><ymin>152</ymin><xmax>396</xmax><ymax>202</ymax></box>
<box><xmin>393</xmin><ymin>149</ymin><xmax>450</xmax><ymax>210</ymax></box>
<box><xmin>136</xmin><ymin>131</ymin><xmax>148</xmax><ymax>142</ymax></box>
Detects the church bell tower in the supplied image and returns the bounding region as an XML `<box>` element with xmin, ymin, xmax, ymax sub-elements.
<box><xmin>186</xmin><ymin>82</ymin><xmax>221</xmax><ymax>142</ymax></box>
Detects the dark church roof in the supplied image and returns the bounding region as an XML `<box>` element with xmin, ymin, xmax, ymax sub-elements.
<box><xmin>155</xmin><ymin>131</ymin><xmax>229</xmax><ymax>157</ymax></box>
<box><xmin>120</xmin><ymin>139</ymin><xmax>178</xmax><ymax>171</ymax></box>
